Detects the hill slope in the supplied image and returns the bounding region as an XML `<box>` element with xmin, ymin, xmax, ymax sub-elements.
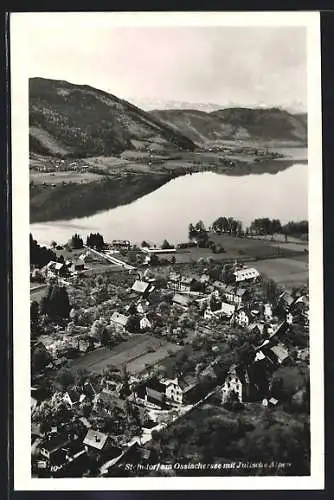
<box><xmin>29</xmin><ymin>78</ymin><xmax>195</xmax><ymax>158</ymax></box>
<box><xmin>151</xmin><ymin>107</ymin><xmax>307</xmax><ymax>146</ymax></box>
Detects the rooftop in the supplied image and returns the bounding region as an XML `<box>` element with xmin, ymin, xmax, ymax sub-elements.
<box><xmin>173</xmin><ymin>293</ymin><xmax>192</xmax><ymax>308</ymax></box>
<box><xmin>131</xmin><ymin>280</ymin><xmax>150</xmax><ymax>294</ymax></box>
<box><xmin>110</xmin><ymin>312</ymin><xmax>129</xmax><ymax>327</ymax></box>
<box><xmin>83</xmin><ymin>429</ymin><xmax>109</xmax><ymax>450</ymax></box>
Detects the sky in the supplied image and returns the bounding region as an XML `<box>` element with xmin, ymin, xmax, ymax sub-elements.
<box><xmin>24</xmin><ymin>18</ymin><xmax>307</xmax><ymax>111</ymax></box>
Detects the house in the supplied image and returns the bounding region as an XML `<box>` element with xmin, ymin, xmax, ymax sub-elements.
<box><xmin>94</xmin><ymin>389</ymin><xmax>121</xmax><ymax>414</ymax></box>
<box><xmin>63</xmin><ymin>389</ymin><xmax>86</xmax><ymax>407</ymax></box>
<box><xmin>234</xmin><ymin>267</ymin><xmax>260</xmax><ymax>283</ymax></box>
<box><xmin>264</xmin><ymin>303</ymin><xmax>273</xmax><ymax>321</ymax></box>
<box><xmin>72</xmin><ymin>261</ymin><xmax>85</xmax><ymax>272</ymax></box>
<box><xmin>177</xmin><ymin>374</ymin><xmax>202</xmax><ymax>404</ymax></box>
<box><xmin>234</xmin><ymin>308</ymin><xmax>252</xmax><ymax>327</ymax></box>
<box><xmin>179</xmin><ymin>276</ymin><xmax>196</xmax><ymax>293</ymax></box>
<box><xmin>133</xmin><ymin>380</ymin><xmax>167</xmax><ymax>409</ymax></box>
<box><xmin>112</xmin><ymin>239</ymin><xmax>131</xmax><ymax>250</ymax></box>
<box><xmin>224</xmin><ymin>286</ymin><xmax>248</xmax><ymax>306</ymax></box>
<box><xmin>276</xmin><ymin>291</ymin><xmax>295</xmax><ymax>316</ymax></box>
<box><xmin>39</xmin><ymin>432</ymin><xmax>76</xmax><ymax>464</ymax></box>
<box><xmin>204</xmin><ymin>302</ymin><xmax>236</xmax><ymax>320</ymax></box>
<box><xmin>262</xmin><ymin>396</ymin><xmax>279</xmax><ymax>407</ymax></box>
<box><xmin>140</xmin><ymin>315</ymin><xmax>152</xmax><ymax>330</ymax></box>
<box><xmin>168</xmin><ymin>272</ymin><xmax>182</xmax><ymax>291</ymax></box>
<box><xmin>200</xmin><ymin>273</ymin><xmax>211</xmax><ymax>284</ymax></box>
<box><xmin>172</xmin><ymin>293</ymin><xmax>192</xmax><ymax>310</ymax></box>
<box><xmin>268</xmin><ymin>343</ymin><xmax>289</xmax><ymax>365</ymax></box>
<box><xmin>248</xmin><ymin>321</ymin><xmax>271</xmax><ymax>337</ymax></box>
<box><xmin>42</xmin><ymin>261</ymin><xmax>70</xmax><ymax>279</ymax></box>
<box><xmin>136</xmin><ymin>300</ymin><xmax>149</xmax><ymax>315</ymax></box>
<box><xmin>221</xmin><ymin>365</ymin><xmax>244</xmax><ymax>403</ymax></box>
<box><xmin>221</xmin><ymin>365</ymin><xmax>260</xmax><ymax>404</ymax></box>
<box><xmin>82</xmin><ymin>381</ymin><xmax>98</xmax><ymax>400</ymax></box>
<box><xmin>131</xmin><ymin>280</ymin><xmax>151</xmax><ymax>296</ymax></box>
<box><xmin>83</xmin><ymin>429</ymin><xmax>121</xmax><ymax>461</ymax></box>
<box><xmin>110</xmin><ymin>312</ymin><xmax>129</xmax><ymax>333</ymax></box>
<box><xmin>161</xmin><ymin>377</ymin><xmax>184</xmax><ymax>404</ymax></box>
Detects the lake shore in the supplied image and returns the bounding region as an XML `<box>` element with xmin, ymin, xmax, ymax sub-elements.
<box><xmin>30</xmin><ymin>146</ymin><xmax>307</xmax><ymax>223</ymax></box>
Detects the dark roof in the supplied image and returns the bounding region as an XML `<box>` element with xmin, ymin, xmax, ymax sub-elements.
<box><xmin>173</xmin><ymin>293</ymin><xmax>192</xmax><ymax>307</ymax></box>
<box><xmin>97</xmin><ymin>389</ymin><xmax>118</xmax><ymax>407</ymax></box>
<box><xmin>65</xmin><ymin>389</ymin><xmax>81</xmax><ymax>403</ymax></box>
<box><xmin>146</xmin><ymin>387</ymin><xmax>165</xmax><ymax>403</ymax></box>
<box><xmin>178</xmin><ymin>374</ymin><xmax>198</xmax><ymax>391</ymax></box>
<box><xmin>279</xmin><ymin>291</ymin><xmax>295</xmax><ymax>308</ymax></box>
<box><xmin>40</xmin><ymin>434</ymin><xmax>72</xmax><ymax>453</ymax></box>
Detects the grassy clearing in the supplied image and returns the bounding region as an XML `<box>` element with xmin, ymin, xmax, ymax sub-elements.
<box><xmin>255</xmin><ymin>257</ymin><xmax>308</xmax><ymax>287</ymax></box>
<box><xmin>70</xmin><ymin>335</ymin><xmax>181</xmax><ymax>375</ymax></box>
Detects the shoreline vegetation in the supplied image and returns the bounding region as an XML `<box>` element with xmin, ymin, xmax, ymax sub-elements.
<box><xmin>30</xmin><ymin>146</ymin><xmax>307</xmax><ymax>223</ymax></box>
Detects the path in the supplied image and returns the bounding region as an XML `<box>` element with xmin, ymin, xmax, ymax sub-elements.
<box><xmin>84</xmin><ymin>246</ymin><xmax>136</xmax><ymax>271</ymax></box>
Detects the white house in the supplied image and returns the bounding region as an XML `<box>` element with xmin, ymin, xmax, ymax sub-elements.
<box><xmin>234</xmin><ymin>267</ymin><xmax>260</xmax><ymax>283</ymax></box>
<box><xmin>63</xmin><ymin>389</ymin><xmax>86</xmax><ymax>407</ymax></box>
<box><xmin>224</xmin><ymin>286</ymin><xmax>248</xmax><ymax>305</ymax></box>
<box><xmin>204</xmin><ymin>302</ymin><xmax>235</xmax><ymax>320</ymax></box>
<box><xmin>110</xmin><ymin>312</ymin><xmax>129</xmax><ymax>333</ymax></box>
<box><xmin>264</xmin><ymin>303</ymin><xmax>273</xmax><ymax>321</ymax></box>
<box><xmin>221</xmin><ymin>365</ymin><xmax>247</xmax><ymax>403</ymax></box>
<box><xmin>234</xmin><ymin>308</ymin><xmax>252</xmax><ymax>327</ymax></box>
<box><xmin>140</xmin><ymin>316</ymin><xmax>152</xmax><ymax>330</ymax></box>
<box><xmin>161</xmin><ymin>378</ymin><xmax>184</xmax><ymax>404</ymax></box>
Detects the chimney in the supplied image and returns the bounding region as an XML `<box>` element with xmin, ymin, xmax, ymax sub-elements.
<box><xmin>94</xmin><ymin>434</ymin><xmax>100</xmax><ymax>442</ymax></box>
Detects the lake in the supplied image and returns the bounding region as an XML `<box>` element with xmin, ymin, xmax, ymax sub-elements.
<box><xmin>30</xmin><ymin>163</ymin><xmax>307</xmax><ymax>247</ymax></box>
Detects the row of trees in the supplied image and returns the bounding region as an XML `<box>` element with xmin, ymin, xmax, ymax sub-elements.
<box><xmin>86</xmin><ymin>232</ymin><xmax>105</xmax><ymax>251</ymax></box>
<box><xmin>188</xmin><ymin>217</ymin><xmax>308</xmax><ymax>241</ymax></box>
<box><xmin>30</xmin><ymin>234</ymin><xmax>57</xmax><ymax>267</ymax></box>
<box><xmin>212</xmin><ymin>217</ymin><xmax>243</xmax><ymax>236</ymax></box>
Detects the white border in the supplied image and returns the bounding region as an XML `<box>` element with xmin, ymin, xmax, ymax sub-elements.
<box><xmin>11</xmin><ymin>11</ymin><xmax>324</xmax><ymax>491</ymax></box>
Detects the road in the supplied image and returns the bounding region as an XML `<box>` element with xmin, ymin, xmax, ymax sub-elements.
<box><xmin>84</xmin><ymin>246</ymin><xmax>136</xmax><ymax>271</ymax></box>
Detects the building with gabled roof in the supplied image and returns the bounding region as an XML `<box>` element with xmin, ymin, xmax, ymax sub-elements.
<box><xmin>110</xmin><ymin>312</ymin><xmax>129</xmax><ymax>332</ymax></box>
<box><xmin>131</xmin><ymin>280</ymin><xmax>151</xmax><ymax>295</ymax></box>
<box><xmin>268</xmin><ymin>343</ymin><xmax>289</xmax><ymax>365</ymax></box>
<box><xmin>234</xmin><ymin>267</ymin><xmax>260</xmax><ymax>282</ymax></box>
<box><xmin>172</xmin><ymin>293</ymin><xmax>192</xmax><ymax>310</ymax></box>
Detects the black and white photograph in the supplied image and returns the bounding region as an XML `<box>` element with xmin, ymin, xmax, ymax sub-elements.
<box><xmin>11</xmin><ymin>11</ymin><xmax>323</xmax><ymax>490</ymax></box>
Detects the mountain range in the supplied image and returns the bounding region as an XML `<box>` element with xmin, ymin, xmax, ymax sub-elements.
<box><xmin>29</xmin><ymin>78</ymin><xmax>307</xmax><ymax>158</ymax></box>
<box><xmin>151</xmin><ymin>108</ymin><xmax>307</xmax><ymax>146</ymax></box>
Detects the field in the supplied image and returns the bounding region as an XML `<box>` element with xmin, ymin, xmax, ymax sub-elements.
<box><xmin>172</xmin><ymin>234</ymin><xmax>306</xmax><ymax>264</ymax></box>
<box><xmin>70</xmin><ymin>334</ymin><xmax>182</xmax><ymax>375</ymax></box>
<box><xmin>255</xmin><ymin>257</ymin><xmax>308</xmax><ymax>287</ymax></box>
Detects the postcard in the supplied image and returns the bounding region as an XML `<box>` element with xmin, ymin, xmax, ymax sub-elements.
<box><xmin>10</xmin><ymin>11</ymin><xmax>323</xmax><ymax>490</ymax></box>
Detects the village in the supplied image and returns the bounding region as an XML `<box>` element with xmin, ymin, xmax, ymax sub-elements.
<box><xmin>30</xmin><ymin>228</ymin><xmax>310</xmax><ymax>477</ymax></box>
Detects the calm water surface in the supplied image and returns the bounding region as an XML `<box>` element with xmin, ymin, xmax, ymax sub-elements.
<box><xmin>30</xmin><ymin>163</ymin><xmax>307</xmax><ymax>246</ymax></box>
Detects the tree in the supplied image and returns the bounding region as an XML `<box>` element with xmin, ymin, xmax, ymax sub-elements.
<box><xmin>31</xmin><ymin>344</ymin><xmax>52</xmax><ymax>374</ymax></box>
<box><xmin>45</xmin><ymin>285</ymin><xmax>71</xmax><ymax>320</ymax></box>
<box><xmin>53</xmin><ymin>367</ymin><xmax>77</xmax><ymax>392</ymax></box>
<box><xmin>127</xmin><ymin>314</ymin><xmax>140</xmax><ymax>333</ymax></box>
<box><xmin>68</xmin><ymin>233</ymin><xmax>83</xmax><ymax>249</ymax></box>
<box><xmin>141</xmin><ymin>241</ymin><xmax>149</xmax><ymax>248</ymax></box>
<box><xmin>161</xmin><ymin>239</ymin><xmax>174</xmax><ymax>250</ymax></box>
<box><xmin>263</xmin><ymin>279</ymin><xmax>280</xmax><ymax>303</ymax></box>
<box><xmin>30</xmin><ymin>300</ymin><xmax>40</xmax><ymax>324</ymax></box>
